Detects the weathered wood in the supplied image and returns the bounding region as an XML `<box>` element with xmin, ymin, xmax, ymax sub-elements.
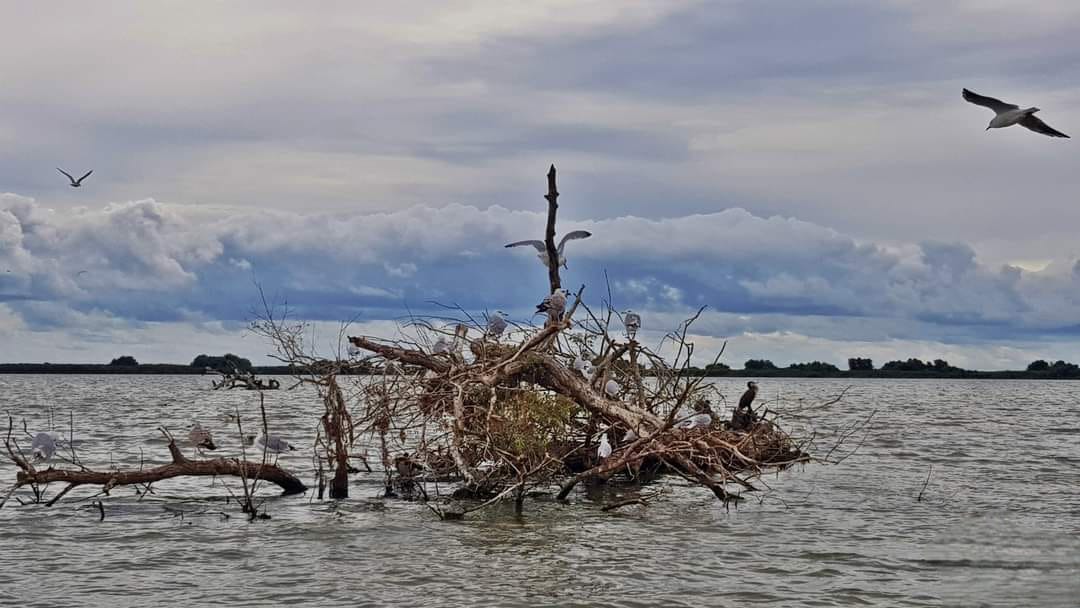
<box><xmin>14</xmin><ymin>441</ymin><xmax>307</xmax><ymax>498</ymax></box>
<box><xmin>544</xmin><ymin>164</ymin><xmax>561</xmax><ymax>293</ymax></box>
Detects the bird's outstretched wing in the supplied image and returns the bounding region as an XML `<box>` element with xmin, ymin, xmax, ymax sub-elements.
<box><xmin>962</xmin><ymin>88</ymin><xmax>1018</xmax><ymax>113</ymax></box>
<box><xmin>76</xmin><ymin>169</ymin><xmax>94</xmax><ymax>184</ymax></box>
<box><xmin>1019</xmin><ymin>114</ymin><xmax>1070</xmax><ymax>138</ymax></box>
<box><xmin>56</xmin><ymin>167</ymin><xmax>76</xmax><ymax>183</ymax></box>
<box><xmin>557</xmin><ymin>230</ymin><xmax>592</xmax><ymax>252</ymax></box>
<box><xmin>505</xmin><ymin>239</ymin><xmax>545</xmax><ymax>252</ymax></box>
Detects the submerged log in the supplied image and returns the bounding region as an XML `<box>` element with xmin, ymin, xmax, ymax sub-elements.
<box><xmin>11</xmin><ymin>439</ymin><xmax>307</xmax><ymax>500</ymax></box>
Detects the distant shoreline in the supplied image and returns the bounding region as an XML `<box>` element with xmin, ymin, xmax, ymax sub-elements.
<box><xmin>0</xmin><ymin>362</ymin><xmax>1077</xmax><ymax>379</ymax></box>
<box><xmin>0</xmin><ymin>363</ymin><xmax>316</xmax><ymax>375</ymax></box>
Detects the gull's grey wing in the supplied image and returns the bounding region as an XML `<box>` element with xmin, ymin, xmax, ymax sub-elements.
<box><xmin>962</xmin><ymin>88</ymin><xmax>1018</xmax><ymax>113</ymax></box>
<box><xmin>76</xmin><ymin>169</ymin><xmax>94</xmax><ymax>183</ymax></box>
<box><xmin>56</xmin><ymin>167</ymin><xmax>76</xmax><ymax>183</ymax></box>
<box><xmin>1019</xmin><ymin>114</ymin><xmax>1070</xmax><ymax>138</ymax></box>
<box><xmin>505</xmin><ymin>240</ymin><xmax>545</xmax><ymax>252</ymax></box>
<box><xmin>556</xmin><ymin>230</ymin><xmax>592</xmax><ymax>252</ymax></box>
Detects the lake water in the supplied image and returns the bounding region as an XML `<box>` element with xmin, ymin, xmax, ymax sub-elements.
<box><xmin>1</xmin><ymin>375</ymin><xmax>1077</xmax><ymax>607</ymax></box>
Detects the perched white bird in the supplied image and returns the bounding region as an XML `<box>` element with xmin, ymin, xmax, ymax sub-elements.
<box><xmin>605</xmin><ymin>379</ymin><xmax>621</xmax><ymax>397</ymax></box>
<box><xmin>572</xmin><ymin>355</ymin><xmax>592</xmax><ymax>375</ymax></box>
<box><xmin>432</xmin><ymin>337</ymin><xmax>451</xmax><ymax>354</ymax></box>
<box><xmin>31</xmin><ymin>432</ymin><xmax>57</xmax><ymax>462</ymax></box>
<box><xmin>677</xmin><ymin>413</ymin><xmax>715</xmax><ymax>430</ymax></box>
<box><xmin>505</xmin><ymin>230</ymin><xmax>592</xmax><ymax>269</ymax></box>
<box><xmin>536</xmin><ymin>289</ymin><xmax>568</xmax><ymax>324</ymax></box>
<box><xmin>597</xmin><ymin>433</ymin><xmax>612</xmax><ymax>460</ymax></box>
<box><xmin>623</xmin><ymin>310</ymin><xmax>641</xmax><ymax>340</ymax></box>
<box><xmin>487</xmin><ymin>310</ymin><xmax>508</xmax><ymax>337</ymax></box>
<box><xmin>962</xmin><ymin>88</ymin><xmax>1069</xmax><ymax>138</ymax></box>
<box><xmin>246</xmin><ymin>432</ymin><xmax>297</xmax><ymax>454</ymax></box>
<box><xmin>188</xmin><ymin>422</ymin><xmax>217</xmax><ymax>453</ymax></box>
<box><xmin>57</xmin><ymin>167</ymin><xmax>94</xmax><ymax>187</ymax></box>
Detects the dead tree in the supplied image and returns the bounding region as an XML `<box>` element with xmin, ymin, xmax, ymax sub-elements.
<box><xmin>250</xmin><ymin>165</ymin><xmax>826</xmax><ymax>518</ymax></box>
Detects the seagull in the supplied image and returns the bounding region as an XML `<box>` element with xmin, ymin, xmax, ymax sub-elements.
<box><xmin>31</xmin><ymin>432</ymin><xmax>57</xmax><ymax>462</ymax></box>
<box><xmin>572</xmin><ymin>355</ymin><xmax>592</xmax><ymax>375</ymax></box>
<box><xmin>623</xmin><ymin>310</ymin><xmax>641</xmax><ymax>340</ymax></box>
<box><xmin>487</xmin><ymin>310</ymin><xmax>508</xmax><ymax>338</ymax></box>
<box><xmin>962</xmin><ymin>88</ymin><xmax>1069</xmax><ymax>138</ymax></box>
<box><xmin>677</xmin><ymin>412</ymin><xmax>714</xmax><ymax>430</ymax></box>
<box><xmin>188</xmin><ymin>422</ymin><xmax>217</xmax><ymax>454</ymax></box>
<box><xmin>536</xmin><ymin>289</ymin><xmax>568</xmax><ymax>324</ymax></box>
<box><xmin>432</xmin><ymin>337</ymin><xmax>451</xmax><ymax>354</ymax></box>
<box><xmin>505</xmin><ymin>231</ymin><xmax>592</xmax><ymax>269</ymax></box>
<box><xmin>597</xmin><ymin>433</ymin><xmax>612</xmax><ymax>460</ymax></box>
<box><xmin>605</xmin><ymin>379</ymin><xmax>621</xmax><ymax>397</ymax></box>
<box><xmin>246</xmin><ymin>432</ymin><xmax>297</xmax><ymax>454</ymax></box>
<box><xmin>57</xmin><ymin>167</ymin><xmax>94</xmax><ymax>187</ymax></box>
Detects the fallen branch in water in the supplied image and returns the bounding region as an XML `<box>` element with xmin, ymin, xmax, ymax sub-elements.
<box><xmin>1</xmin><ymin>422</ymin><xmax>306</xmax><ymax>508</ymax></box>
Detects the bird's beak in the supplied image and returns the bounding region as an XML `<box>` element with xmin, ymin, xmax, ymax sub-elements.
<box><xmin>985</xmin><ymin>127</ymin><xmax>990</xmax><ymax>131</ymax></box>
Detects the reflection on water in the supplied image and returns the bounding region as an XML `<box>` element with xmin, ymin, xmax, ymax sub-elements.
<box><xmin>1</xmin><ymin>375</ymin><xmax>1078</xmax><ymax>607</ymax></box>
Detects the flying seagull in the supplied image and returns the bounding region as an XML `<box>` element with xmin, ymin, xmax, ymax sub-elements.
<box><xmin>57</xmin><ymin>167</ymin><xmax>94</xmax><ymax>187</ymax></box>
<box><xmin>962</xmin><ymin>89</ymin><xmax>1069</xmax><ymax>138</ymax></box>
<box><xmin>505</xmin><ymin>231</ymin><xmax>592</xmax><ymax>269</ymax></box>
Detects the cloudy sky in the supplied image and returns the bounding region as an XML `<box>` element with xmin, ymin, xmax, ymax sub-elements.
<box><xmin>3</xmin><ymin>0</ymin><xmax>1080</xmax><ymax>369</ymax></box>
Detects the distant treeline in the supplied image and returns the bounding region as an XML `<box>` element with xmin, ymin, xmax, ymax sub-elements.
<box><xmin>2</xmin><ymin>355</ymin><xmax>1079</xmax><ymax>379</ymax></box>
<box><xmin>678</xmin><ymin>357</ymin><xmax>1080</xmax><ymax>379</ymax></box>
<box><xmin>0</xmin><ymin>353</ymin><xmax>373</xmax><ymax>375</ymax></box>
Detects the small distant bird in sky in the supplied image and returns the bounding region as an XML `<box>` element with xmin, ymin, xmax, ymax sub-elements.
<box><xmin>57</xmin><ymin>167</ymin><xmax>94</xmax><ymax>187</ymax></box>
<box><xmin>505</xmin><ymin>230</ymin><xmax>592</xmax><ymax>269</ymax></box>
<box><xmin>962</xmin><ymin>89</ymin><xmax>1069</xmax><ymax>138</ymax></box>
<box><xmin>536</xmin><ymin>289</ymin><xmax>568</xmax><ymax>324</ymax></box>
<box><xmin>623</xmin><ymin>310</ymin><xmax>641</xmax><ymax>340</ymax></box>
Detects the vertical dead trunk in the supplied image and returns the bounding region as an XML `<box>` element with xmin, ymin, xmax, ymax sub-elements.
<box><xmin>326</xmin><ymin>377</ymin><xmax>351</xmax><ymax>498</ymax></box>
<box><xmin>544</xmin><ymin>164</ymin><xmax>561</xmax><ymax>293</ymax></box>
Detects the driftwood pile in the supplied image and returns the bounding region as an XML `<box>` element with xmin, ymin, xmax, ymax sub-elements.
<box><xmin>210</xmin><ymin>370</ymin><xmax>280</xmax><ymax>391</ymax></box>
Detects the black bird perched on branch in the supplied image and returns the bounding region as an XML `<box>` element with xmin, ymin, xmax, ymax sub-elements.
<box><xmin>57</xmin><ymin>167</ymin><xmax>94</xmax><ymax>187</ymax></box>
<box><xmin>730</xmin><ymin>381</ymin><xmax>759</xmax><ymax>431</ymax></box>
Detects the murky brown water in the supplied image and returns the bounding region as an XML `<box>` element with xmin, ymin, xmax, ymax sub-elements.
<box><xmin>1</xmin><ymin>375</ymin><xmax>1078</xmax><ymax>607</ymax></box>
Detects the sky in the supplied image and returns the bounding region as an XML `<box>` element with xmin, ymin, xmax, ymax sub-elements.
<box><xmin>2</xmin><ymin>0</ymin><xmax>1080</xmax><ymax>369</ymax></box>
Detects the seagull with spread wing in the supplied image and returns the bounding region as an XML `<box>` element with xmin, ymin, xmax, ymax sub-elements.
<box><xmin>57</xmin><ymin>167</ymin><xmax>94</xmax><ymax>187</ymax></box>
<box><xmin>505</xmin><ymin>230</ymin><xmax>592</xmax><ymax>269</ymax></box>
<box><xmin>962</xmin><ymin>88</ymin><xmax>1069</xmax><ymax>138</ymax></box>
